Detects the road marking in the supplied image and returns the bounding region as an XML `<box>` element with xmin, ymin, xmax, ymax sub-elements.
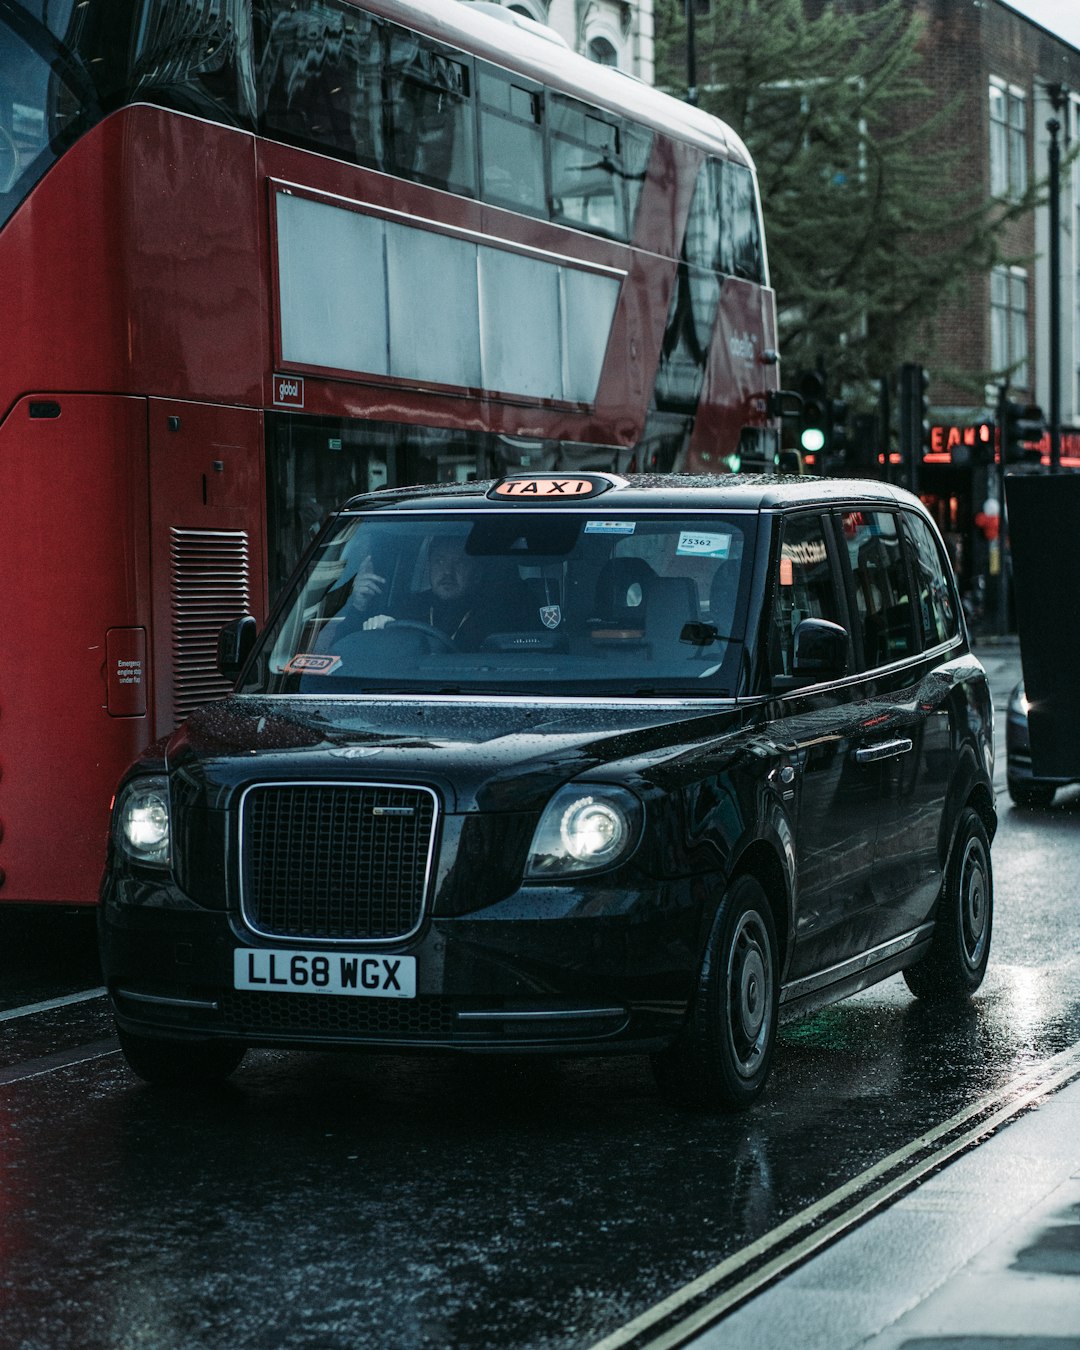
<box><xmin>0</xmin><ymin>1039</ymin><xmax>120</xmax><ymax>1086</ymax></box>
<box><xmin>0</xmin><ymin>987</ymin><xmax>106</xmax><ymax>1022</ymax></box>
<box><xmin>588</xmin><ymin>1039</ymin><xmax>1080</xmax><ymax>1350</ymax></box>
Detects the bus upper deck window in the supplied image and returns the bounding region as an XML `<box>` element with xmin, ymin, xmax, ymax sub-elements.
<box><xmin>684</xmin><ymin>159</ymin><xmax>723</xmax><ymax>272</ymax></box>
<box><xmin>258</xmin><ymin>0</ymin><xmax>385</xmax><ymax>168</ymax></box>
<box><xmin>549</xmin><ymin>95</ymin><xmax>626</xmax><ymax>239</ymax></box>
<box><xmin>721</xmin><ymin>161</ymin><xmax>764</xmax><ymax>284</ymax></box>
<box><xmin>386</xmin><ymin>33</ymin><xmax>476</xmax><ymax>197</ymax></box>
<box><xmin>478</xmin><ymin>66</ymin><xmax>544</xmax><ymax>216</ymax></box>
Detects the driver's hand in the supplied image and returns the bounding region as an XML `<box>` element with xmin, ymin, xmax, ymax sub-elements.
<box><xmin>362</xmin><ymin>614</ymin><xmax>393</xmax><ymax>630</ymax></box>
<box><xmin>350</xmin><ymin>554</ymin><xmax>386</xmax><ymax>610</ymax></box>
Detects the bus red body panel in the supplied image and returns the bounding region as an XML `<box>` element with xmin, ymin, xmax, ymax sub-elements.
<box><xmin>0</xmin><ymin>0</ymin><xmax>780</xmax><ymax>904</ymax></box>
<box><xmin>0</xmin><ymin>396</ymin><xmax>151</xmax><ymax>905</ymax></box>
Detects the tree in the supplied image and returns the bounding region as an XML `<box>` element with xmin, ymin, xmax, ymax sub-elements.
<box><xmin>654</xmin><ymin>0</ymin><xmax>1039</xmax><ymax>396</ymax></box>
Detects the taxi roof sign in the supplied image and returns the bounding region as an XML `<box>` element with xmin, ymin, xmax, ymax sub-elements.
<box><xmin>488</xmin><ymin>473</ymin><xmax>621</xmax><ymax>501</ymax></box>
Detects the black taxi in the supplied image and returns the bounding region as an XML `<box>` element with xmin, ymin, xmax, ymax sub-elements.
<box><xmin>99</xmin><ymin>473</ymin><xmax>996</xmax><ymax>1109</ymax></box>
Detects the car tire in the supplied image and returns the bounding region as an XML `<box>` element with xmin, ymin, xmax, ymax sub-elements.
<box><xmin>652</xmin><ymin>874</ymin><xmax>779</xmax><ymax>1111</ymax></box>
<box><xmin>1007</xmin><ymin>779</ymin><xmax>1056</xmax><ymax>809</ymax></box>
<box><xmin>117</xmin><ymin>1026</ymin><xmax>246</xmax><ymax>1085</ymax></box>
<box><xmin>903</xmin><ymin>805</ymin><xmax>992</xmax><ymax>1003</ymax></box>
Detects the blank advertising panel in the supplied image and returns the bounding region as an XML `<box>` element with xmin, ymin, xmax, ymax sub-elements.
<box><xmin>1005</xmin><ymin>474</ymin><xmax>1080</xmax><ymax>778</ymax></box>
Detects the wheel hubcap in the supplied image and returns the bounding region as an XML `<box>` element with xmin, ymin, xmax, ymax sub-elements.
<box><xmin>960</xmin><ymin>837</ymin><xmax>990</xmax><ymax>967</ymax></box>
<box><xmin>726</xmin><ymin>911</ymin><xmax>774</xmax><ymax>1078</ymax></box>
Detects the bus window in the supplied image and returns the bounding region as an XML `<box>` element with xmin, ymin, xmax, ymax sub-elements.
<box><xmin>549</xmin><ymin>95</ymin><xmax>624</xmax><ymax>238</ymax></box>
<box><xmin>478</xmin><ymin>65</ymin><xmax>544</xmax><ymax>216</ymax></box>
<box><xmin>654</xmin><ymin>262</ymin><xmax>722</xmax><ymax>413</ymax></box>
<box><xmin>722</xmin><ymin>161</ymin><xmax>765</xmax><ymax>284</ymax></box>
<box><xmin>684</xmin><ymin>158</ymin><xmax>722</xmax><ymax>272</ymax></box>
<box><xmin>0</xmin><ymin>14</ymin><xmax>90</xmax><ymax>229</ymax></box>
<box><xmin>623</xmin><ymin>122</ymin><xmax>653</xmax><ymax>236</ymax></box>
<box><xmin>258</xmin><ymin>0</ymin><xmax>384</xmax><ymax>167</ymax></box>
<box><xmin>386</xmin><ymin>30</ymin><xmax>476</xmax><ymax>196</ymax></box>
<box><xmin>131</xmin><ymin>0</ymin><xmax>257</xmax><ymax>126</ymax></box>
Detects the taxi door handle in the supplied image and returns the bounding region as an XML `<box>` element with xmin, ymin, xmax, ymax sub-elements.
<box><xmin>855</xmin><ymin>738</ymin><xmax>913</xmax><ymax>764</ymax></box>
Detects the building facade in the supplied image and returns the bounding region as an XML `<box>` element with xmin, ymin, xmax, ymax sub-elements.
<box><xmin>477</xmin><ymin>0</ymin><xmax>655</xmax><ymax>81</ymax></box>
<box><xmin>895</xmin><ymin>1</ymin><xmax>1080</xmax><ymax>619</ymax></box>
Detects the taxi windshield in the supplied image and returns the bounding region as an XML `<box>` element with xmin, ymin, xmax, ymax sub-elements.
<box><xmin>241</xmin><ymin>510</ymin><xmax>756</xmax><ymax>697</ymax></box>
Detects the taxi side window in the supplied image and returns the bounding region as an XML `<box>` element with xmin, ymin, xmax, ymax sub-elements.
<box><xmin>840</xmin><ymin>510</ymin><xmax>917</xmax><ymax>668</ymax></box>
<box><xmin>902</xmin><ymin>512</ymin><xmax>960</xmax><ymax>647</ymax></box>
<box><xmin>770</xmin><ymin>513</ymin><xmax>842</xmax><ymax>679</ymax></box>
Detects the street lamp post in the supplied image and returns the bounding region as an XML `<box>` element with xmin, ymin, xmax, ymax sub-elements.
<box><xmin>685</xmin><ymin>0</ymin><xmax>697</xmax><ymax>106</ymax></box>
<box><xmin>1045</xmin><ymin>83</ymin><xmax>1069</xmax><ymax>474</ymax></box>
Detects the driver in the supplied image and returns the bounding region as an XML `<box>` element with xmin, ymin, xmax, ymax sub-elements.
<box><xmin>351</xmin><ymin>536</ymin><xmax>527</xmax><ymax>650</ymax></box>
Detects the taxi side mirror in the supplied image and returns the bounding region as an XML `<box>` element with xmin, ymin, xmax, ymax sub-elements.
<box><xmin>793</xmin><ymin>618</ymin><xmax>849</xmax><ymax>678</ymax></box>
<box><xmin>217</xmin><ymin>615</ymin><xmax>258</xmax><ymax>682</ymax></box>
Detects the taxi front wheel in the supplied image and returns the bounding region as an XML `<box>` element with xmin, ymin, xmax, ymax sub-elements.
<box><xmin>903</xmin><ymin>805</ymin><xmax>993</xmax><ymax>1002</ymax></box>
<box><xmin>652</xmin><ymin>875</ymin><xmax>779</xmax><ymax>1111</ymax></box>
<box><xmin>117</xmin><ymin>1026</ymin><xmax>246</xmax><ymax>1086</ymax></box>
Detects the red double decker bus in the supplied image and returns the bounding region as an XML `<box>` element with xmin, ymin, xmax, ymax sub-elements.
<box><xmin>0</xmin><ymin>0</ymin><xmax>780</xmax><ymax>906</ymax></box>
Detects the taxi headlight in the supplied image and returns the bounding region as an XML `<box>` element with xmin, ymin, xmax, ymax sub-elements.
<box><xmin>526</xmin><ymin>785</ymin><xmax>642</xmax><ymax>877</ymax></box>
<box><xmin>115</xmin><ymin>777</ymin><xmax>171</xmax><ymax>866</ymax></box>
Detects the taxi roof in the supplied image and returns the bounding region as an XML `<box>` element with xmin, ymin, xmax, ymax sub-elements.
<box><xmin>342</xmin><ymin>473</ymin><xmax>922</xmax><ymax>516</ymax></box>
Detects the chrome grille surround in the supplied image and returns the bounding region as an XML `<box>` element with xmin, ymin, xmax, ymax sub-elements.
<box><xmin>238</xmin><ymin>781</ymin><xmax>439</xmax><ymax>943</ymax></box>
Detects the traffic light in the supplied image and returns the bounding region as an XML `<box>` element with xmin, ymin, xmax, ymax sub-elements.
<box><xmin>899</xmin><ymin>362</ymin><xmax>930</xmax><ymax>460</ymax></box>
<box><xmin>1002</xmin><ymin>400</ymin><xmax>1045</xmax><ymax>464</ymax></box>
<box><xmin>828</xmin><ymin>397</ymin><xmax>849</xmax><ymax>460</ymax></box>
<box><xmin>798</xmin><ymin>369</ymin><xmax>828</xmax><ymax>454</ymax></box>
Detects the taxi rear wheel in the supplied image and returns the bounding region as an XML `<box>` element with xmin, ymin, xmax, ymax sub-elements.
<box><xmin>652</xmin><ymin>875</ymin><xmax>779</xmax><ymax>1111</ymax></box>
<box><xmin>117</xmin><ymin>1026</ymin><xmax>246</xmax><ymax>1085</ymax></box>
<box><xmin>903</xmin><ymin>806</ymin><xmax>993</xmax><ymax>1002</ymax></box>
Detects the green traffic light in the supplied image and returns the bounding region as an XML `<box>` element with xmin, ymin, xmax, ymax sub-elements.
<box><xmin>800</xmin><ymin>427</ymin><xmax>826</xmax><ymax>453</ymax></box>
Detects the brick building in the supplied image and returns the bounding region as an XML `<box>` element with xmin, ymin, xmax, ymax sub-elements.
<box><xmin>889</xmin><ymin>1</ymin><xmax>1080</xmax><ymax>611</ymax></box>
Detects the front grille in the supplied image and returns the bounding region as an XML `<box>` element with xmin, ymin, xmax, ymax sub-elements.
<box><xmin>240</xmin><ymin>783</ymin><xmax>438</xmax><ymax>941</ymax></box>
<box><xmin>221</xmin><ymin>991</ymin><xmax>456</xmax><ymax>1039</ymax></box>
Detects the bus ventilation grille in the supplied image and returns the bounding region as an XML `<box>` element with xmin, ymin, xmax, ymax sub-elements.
<box><xmin>170</xmin><ymin>527</ymin><xmax>250</xmax><ymax>724</ymax></box>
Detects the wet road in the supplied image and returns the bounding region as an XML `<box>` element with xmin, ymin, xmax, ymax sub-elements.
<box><xmin>2</xmin><ymin>643</ymin><xmax>1080</xmax><ymax>1350</ymax></box>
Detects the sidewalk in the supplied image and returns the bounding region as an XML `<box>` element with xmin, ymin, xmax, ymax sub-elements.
<box><xmin>693</xmin><ymin>1066</ymin><xmax>1080</xmax><ymax>1349</ymax></box>
<box><xmin>692</xmin><ymin>634</ymin><xmax>1080</xmax><ymax>1350</ymax></box>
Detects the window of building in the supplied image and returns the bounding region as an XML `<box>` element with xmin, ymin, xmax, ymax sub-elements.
<box><xmin>587</xmin><ymin>37</ymin><xmax>618</xmax><ymax>68</ymax></box>
<box><xmin>989</xmin><ymin>78</ymin><xmax>1027</xmax><ymax>200</ymax></box>
<box><xmin>991</xmin><ymin>264</ymin><xmax>1029</xmax><ymax>387</ymax></box>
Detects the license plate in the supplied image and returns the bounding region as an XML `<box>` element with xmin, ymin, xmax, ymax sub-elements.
<box><xmin>234</xmin><ymin>949</ymin><xmax>416</xmax><ymax>999</ymax></box>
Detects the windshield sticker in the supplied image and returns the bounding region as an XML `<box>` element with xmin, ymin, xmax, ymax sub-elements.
<box><xmin>540</xmin><ymin>605</ymin><xmax>562</xmax><ymax>629</ymax></box>
<box><xmin>677</xmin><ymin>531</ymin><xmax>732</xmax><ymax>558</ymax></box>
<box><xmin>585</xmin><ymin>521</ymin><xmax>636</xmax><ymax>535</ymax></box>
<box><xmin>283</xmin><ymin>653</ymin><xmax>341</xmax><ymax>675</ymax></box>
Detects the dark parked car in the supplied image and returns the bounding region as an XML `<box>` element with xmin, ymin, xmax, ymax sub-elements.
<box><xmin>100</xmin><ymin>473</ymin><xmax>996</xmax><ymax>1109</ymax></box>
<box><xmin>1005</xmin><ymin>679</ymin><xmax>1075</xmax><ymax>807</ymax></box>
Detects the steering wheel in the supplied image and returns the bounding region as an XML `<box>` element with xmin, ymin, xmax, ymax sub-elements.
<box><xmin>385</xmin><ymin>620</ymin><xmax>457</xmax><ymax>653</ymax></box>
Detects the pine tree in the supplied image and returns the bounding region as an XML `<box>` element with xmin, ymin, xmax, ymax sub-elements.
<box><xmin>655</xmin><ymin>0</ymin><xmax>1038</xmax><ymax>397</ymax></box>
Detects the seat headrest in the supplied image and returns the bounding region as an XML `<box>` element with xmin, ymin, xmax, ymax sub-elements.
<box><xmin>709</xmin><ymin>561</ymin><xmax>740</xmax><ymax>619</ymax></box>
<box><xmin>594</xmin><ymin>557</ymin><xmax>658</xmax><ymax>616</ymax></box>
